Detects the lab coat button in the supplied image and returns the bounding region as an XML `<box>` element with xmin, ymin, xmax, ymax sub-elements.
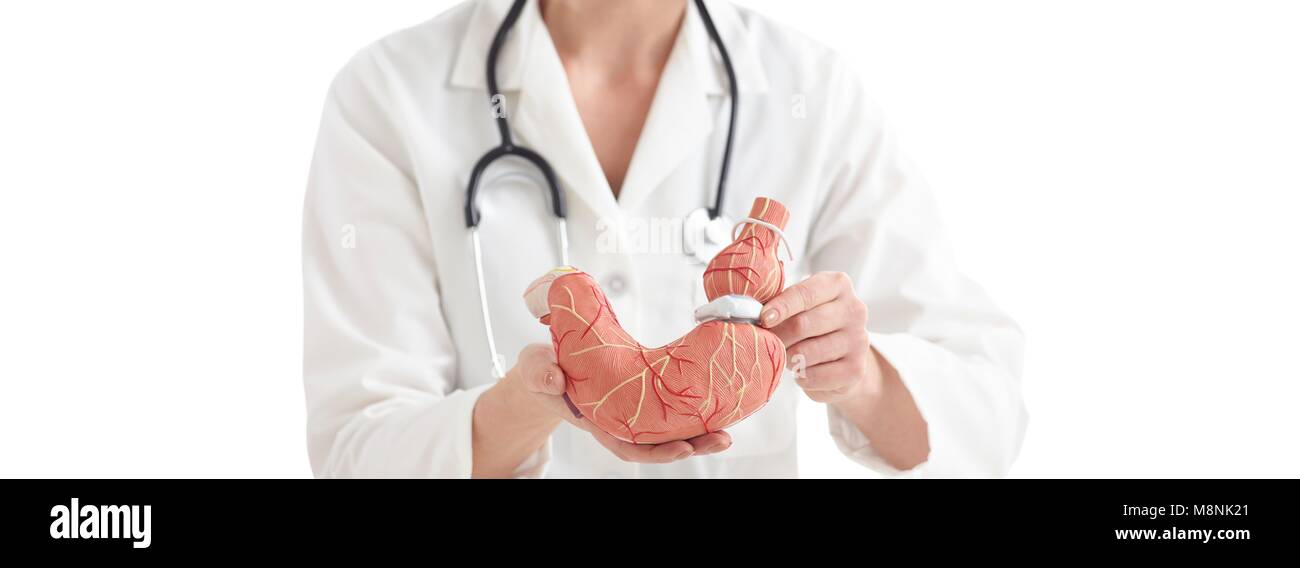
<box><xmin>604</xmin><ymin>273</ymin><xmax>628</xmax><ymax>296</ymax></box>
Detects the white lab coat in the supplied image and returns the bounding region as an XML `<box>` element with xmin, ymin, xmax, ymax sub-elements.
<box><xmin>303</xmin><ymin>0</ymin><xmax>1027</xmax><ymax>478</ymax></box>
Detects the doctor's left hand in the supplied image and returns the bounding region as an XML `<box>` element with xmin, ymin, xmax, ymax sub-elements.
<box><xmin>760</xmin><ymin>272</ymin><xmax>884</xmax><ymax>405</ymax></box>
<box><xmin>759</xmin><ymin>272</ymin><xmax>930</xmax><ymax>470</ymax></box>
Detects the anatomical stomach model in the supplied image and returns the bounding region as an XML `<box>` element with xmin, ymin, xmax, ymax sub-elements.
<box><xmin>523</xmin><ymin>197</ymin><xmax>791</xmax><ymax>444</ymax></box>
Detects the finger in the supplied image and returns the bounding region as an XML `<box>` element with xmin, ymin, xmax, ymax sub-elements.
<box><xmin>786</xmin><ymin>329</ymin><xmax>862</xmax><ymax>368</ymax></box>
<box><xmin>770</xmin><ymin>301</ymin><xmax>858</xmax><ymax>346</ymax></box>
<box><xmin>522</xmin><ymin>363</ymin><xmax>566</xmax><ymax>396</ymax></box>
<box><xmin>761</xmin><ymin>272</ymin><xmax>851</xmax><ymax>328</ymax></box>
<box><xmin>685</xmin><ymin>431</ymin><xmax>732</xmax><ymax>455</ymax></box>
<box><xmin>533</xmin><ymin>392</ymin><xmax>585</xmax><ymax>426</ymax></box>
<box><xmin>586</xmin><ymin>427</ymin><xmax>696</xmax><ymax>463</ymax></box>
<box><xmin>796</xmin><ymin>356</ymin><xmax>870</xmax><ymax>392</ymax></box>
<box><xmin>801</xmin><ymin>388</ymin><xmax>841</xmax><ymax>404</ymax></box>
<box><xmin>520</xmin><ymin>348</ymin><xmax>566</xmax><ymax>396</ymax></box>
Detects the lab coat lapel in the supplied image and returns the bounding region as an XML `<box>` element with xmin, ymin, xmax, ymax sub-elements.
<box><xmin>447</xmin><ymin>0</ymin><xmax>768</xmax><ymax>222</ymax></box>
<box><xmin>610</xmin><ymin>0</ymin><xmax>769</xmax><ymax>212</ymax></box>
<box><xmin>450</xmin><ymin>0</ymin><xmax>622</xmax><ymax>224</ymax></box>
<box><xmin>510</xmin><ymin>2</ymin><xmax>622</xmax><ymax>223</ymax></box>
<box><xmin>614</xmin><ymin>20</ymin><xmax>713</xmax><ymax>213</ymax></box>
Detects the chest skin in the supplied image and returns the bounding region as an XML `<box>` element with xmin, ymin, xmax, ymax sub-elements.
<box><xmin>563</xmin><ymin>63</ymin><xmax>662</xmax><ymax>197</ymax></box>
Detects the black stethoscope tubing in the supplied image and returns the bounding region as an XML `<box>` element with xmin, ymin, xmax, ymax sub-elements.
<box><xmin>463</xmin><ymin>0</ymin><xmax>739</xmax><ymax>229</ymax></box>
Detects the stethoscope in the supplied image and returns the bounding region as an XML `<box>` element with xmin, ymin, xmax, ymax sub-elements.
<box><xmin>464</xmin><ymin>0</ymin><xmax>739</xmax><ymax>378</ymax></box>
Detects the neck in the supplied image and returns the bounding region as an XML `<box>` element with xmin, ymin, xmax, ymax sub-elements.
<box><xmin>541</xmin><ymin>0</ymin><xmax>688</xmax><ymax>75</ymax></box>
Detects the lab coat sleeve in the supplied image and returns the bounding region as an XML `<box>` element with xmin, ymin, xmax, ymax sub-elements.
<box><xmin>302</xmin><ymin>49</ymin><xmax>550</xmax><ymax>478</ymax></box>
<box><xmin>807</xmin><ymin>64</ymin><xmax>1028</xmax><ymax>478</ymax></box>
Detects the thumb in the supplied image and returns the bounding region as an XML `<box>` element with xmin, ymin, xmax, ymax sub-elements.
<box><xmin>536</xmin><ymin>362</ymin><xmax>567</xmax><ymax>396</ymax></box>
<box><xmin>520</xmin><ymin>346</ymin><xmax>567</xmax><ymax>396</ymax></box>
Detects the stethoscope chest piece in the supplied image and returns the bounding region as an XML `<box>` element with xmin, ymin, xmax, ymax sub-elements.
<box><xmin>683</xmin><ymin>207</ymin><xmax>735</xmax><ymax>265</ymax></box>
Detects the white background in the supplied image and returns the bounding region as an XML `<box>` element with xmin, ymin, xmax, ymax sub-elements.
<box><xmin>2</xmin><ymin>0</ymin><xmax>1297</xmax><ymax>478</ymax></box>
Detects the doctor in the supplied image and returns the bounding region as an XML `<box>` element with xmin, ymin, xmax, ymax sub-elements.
<box><xmin>303</xmin><ymin>0</ymin><xmax>1027</xmax><ymax>478</ymax></box>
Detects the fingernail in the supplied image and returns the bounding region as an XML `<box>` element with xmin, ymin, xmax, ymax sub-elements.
<box><xmin>675</xmin><ymin>450</ymin><xmax>694</xmax><ymax>460</ymax></box>
<box><xmin>762</xmin><ymin>309</ymin><xmax>778</xmax><ymax>326</ymax></box>
<box><xmin>543</xmin><ymin>372</ymin><xmax>553</xmax><ymax>386</ymax></box>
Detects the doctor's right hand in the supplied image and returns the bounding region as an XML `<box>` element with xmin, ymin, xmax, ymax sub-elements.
<box><xmin>504</xmin><ymin>344</ymin><xmax>733</xmax><ymax>464</ymax></box>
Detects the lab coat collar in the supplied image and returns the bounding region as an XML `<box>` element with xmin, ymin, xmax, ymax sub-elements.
<box><xmin>448</xmin><ymin>0</ymin><xmax>768</xmax><ymax>220</ymax></box>
<box><xmin>448</xmin><ymin>0</ymin><xmax>769</xmax><ymax>95</ymax></box>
